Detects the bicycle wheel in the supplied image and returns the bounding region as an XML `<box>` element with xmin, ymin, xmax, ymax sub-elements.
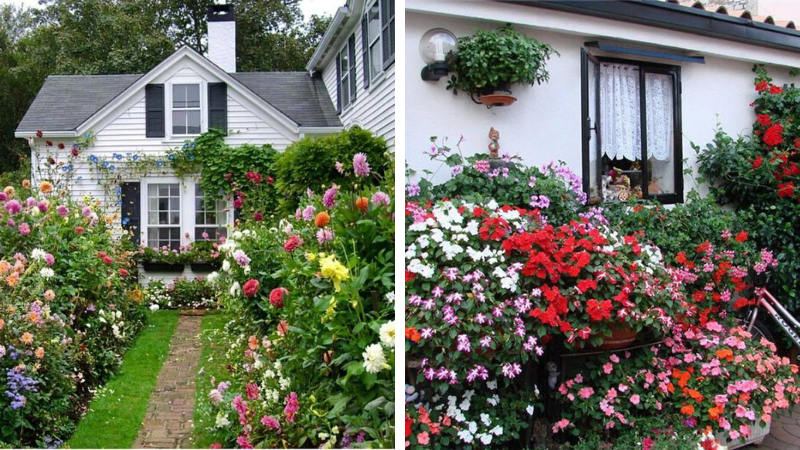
<box><xmin>750</xmin><ymin>318</ymin><xmax>775</xmax><ymax>344</ymax></box>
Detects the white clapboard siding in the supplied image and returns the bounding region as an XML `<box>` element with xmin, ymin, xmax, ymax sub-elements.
<box><xmin>321</xmin><ymin>13</ymin><xmax>395</xmax><ymax>150</ymax></box>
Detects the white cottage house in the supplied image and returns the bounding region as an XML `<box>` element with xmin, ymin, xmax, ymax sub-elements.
<box><xmin>406</xmin><ymin>0</ymin><xmax>800</xmax><ymax>204</ymax></box>
<box><xmin>14</xmin><ymin>2</ymin><xmax>395</xmax><ymax>282</ymax></box>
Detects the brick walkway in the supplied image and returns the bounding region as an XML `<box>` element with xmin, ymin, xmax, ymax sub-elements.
<box><xmin>743</xmin><ymin>403</ymin><xmax>800</xmax><ymax>450</ymax></box>
<box><xmin>133</xmin><ymin>314</ymin><xmax>203</xmax><ymax>448</ymax></box>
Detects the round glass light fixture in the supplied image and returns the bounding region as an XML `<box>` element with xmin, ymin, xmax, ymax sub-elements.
<box><xmin>419</xmin><ymin>28</ymin><xmax>457</xmax><ymax>64</ymax></box>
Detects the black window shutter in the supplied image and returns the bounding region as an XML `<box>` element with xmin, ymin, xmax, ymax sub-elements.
<box><xmin>381</xmin><ymin>0</ymin><xmax>395</xmax><ymax>69</ymax></box>
<box><xmin>120</xmin><ymin>182</ymin><xmax>141</xmax><ymax>246</ymax></box>
<box><xmin>335</xmin><ymin>56</ymin><xmax>342</xmax><ymax>114</ymax></box>
<box><xmin>145</xmin><ymin>84</ymin><xmax>165</xmax><ymax>138</ymax></box>
<box><xmin>361</xmin><ymin>15</ymin><xmax>370</xmax><ymax>89</ymax></box>
<box><xmin>208</xmin><ymin>82</ymin><xmax>227</xmax><ymax>134</ymax></box>
<box><xmin>348</xmin><ymin>35</ymin><xmax>357</xmax><ymax>101</ymax></box>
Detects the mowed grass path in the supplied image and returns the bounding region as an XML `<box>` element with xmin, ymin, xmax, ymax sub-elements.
<box><xmin>192</xmin><ymin>312</ymin><xmax>232</xmax><ymax>449</ymax></box>
<box><xmin>67</xmin><ymin>310</ymin><xmax>180</xmax><ymax>449</ymax></box>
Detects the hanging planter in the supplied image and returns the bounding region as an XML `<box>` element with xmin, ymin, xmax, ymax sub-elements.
<box><xmin>595</xmin><ymin>323</ymin><xmax>639</xmax><ymax>350</ymax></box>
<box><xmin>446</xmin><ymin>24</ymin><xmax>558</xmax><ymax>108</ymax></box>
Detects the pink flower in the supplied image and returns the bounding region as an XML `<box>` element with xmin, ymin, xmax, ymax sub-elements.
<box><xmin>578</xmin><ymin>387</ymin><xmax>595</xmax><ymax>399</ymax></box>
<box><xmin>236</xmin><ymin>435</ymin><xmax>254</xmax><ymax>449</ymax></box>
<box><xmin>260</xmin><ymin>415</ymin><xmax>280</xmax><ymax>430</ymax></box>
<box><xmin>603</xmin><ymin>363</ymin><xmax>613</xmax><ymax>374</ymax></box>
<box><xmin>56</xmin><ymin>205</ymin><xmax>68</xmax><ymax>217</ymax></box>
<box><xmin>284</xmin><ymin>391</ymin><xmax>299</xmax><ymax>423</ymax></box>
<box><xmin>609</xmin><ymin>354</ymin><xmax>620</xmax><ymax>363</ymax></box>
<box><xmin>630</xmin><ymin>394</ymin><xmax>640</xmax><ymax>405</ymax></box>
<box><xmin>353</xmin><ymin>153</ymin><xmax>371</xmax><ymax>177</ymax></box>
<box><xmin>233</xmin><ymin>395</ymin><xmax>247</xmax><ymax>415</ymax></box>
<box><xmin>246</xmin><ymin>381</ymin><xmax>259</xmax><ymax>400</ymax></box>
<box><xmin>316</xmin><ymin>229</ymin><xmax>334</xmax><ymax>244</ymax></box>
<box><xmin>3</xmin><ymin>200</ymin><xmax>21</xmax><ymax>215</ymax></box>
<box><xmin>242</xmin><ymin>279</ymin><xmax>260</xmax><ymax>298</ymax></box>
<box><xmin>552</xmin><ymin>419</ymin><xmax>570</xmax><ymax>433</ymax></box>
<box><xmin>283</xmin><ymin>235</ymin><xmax>303</xmax><ymax>252</ymax></box>
<box><xmin>269</xmin><ymin>287</ymin><xmax>288</xmax><ymax>308</ymax></box>
<box><xmin>323</xmin><ymin>186</ymin><xmax>338</xmax><ymax>208</ymax></box>
<box><xmin>371</xmin><ymin>191</ymin><xmax>390</xmax><ymax>206</ymax></box>
<box><xmin>335</xmin><ymin>161</ymin><xmax>345</xmax><ymax>174</ymax></box>
<box><xmin>302</xmin><ymin>205</ymin><xmax>316</xmax><ymax>221</ymax></box>
<box><xmin>18</xmin><ymin>223</ymin><xmax>30</xmax><ymax>236</ymax></box>
<box><xmin>417</xmin><ymin>432</ymin><xmax>430</xmax><ymax>445</ymax></box>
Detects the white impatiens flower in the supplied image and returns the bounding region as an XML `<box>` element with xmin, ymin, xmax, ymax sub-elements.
<box><xmin>407</xmin><ymin>259</ymin><xmax>434</xmax><ymax>279</ymax></box>
<box><xmin>229</xmin><ymin>281</ymin><xmax>241</xmax><ymax>296</ymax></box>
<box><xmin>379</xmin><ymin>320</ymin><xmax>395</xmax><ymax>348</ymax></box>
<box><xmin>362</xmin><ymin>343</ymin><xmax>389</xmax><ymax>373</ymax></box>
<box><xmin>31</xmin><ymin>248</ymin><xmax>46</xmax><ymax>261</ymax></box>
<box><xmin>39</xmin><ymin>268</ymin><xmax>55</xmax><ymax>278</ymax></box>
<box><xmin>526</xmin><ymin>405</ymin><xmax>535</xmax><ymax>416</ymax></box>
<box><xmin>222</xmin><ymin>260</ymin><xmax>231</xmax><ymax>272</ymax></box>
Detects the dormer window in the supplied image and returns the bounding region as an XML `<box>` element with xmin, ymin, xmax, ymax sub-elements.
<box><xmin>172</xmin><ymin>84</ymin><xmax>201</xmax><ymax>135</ymax></box>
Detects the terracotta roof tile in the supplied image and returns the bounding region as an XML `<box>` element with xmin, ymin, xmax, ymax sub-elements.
<box><xmin>666</xmin><ymin>0</ymin><xmax>795</xmax><ymax>28</ymax></box>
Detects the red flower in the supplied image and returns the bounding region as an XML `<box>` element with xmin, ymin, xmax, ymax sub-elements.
<box><xmin>283</xmin><ymin>235</ymin><xmax>303</xmax><ymax>252</ymax></box>
<box><xmin>71</xmin><ymin>148</ymin><xmax>79</xmax><ymax>157</ymax></box>
<box><xmin>233</xmin><ymin>198</ymin><xmax>243</xmax><ymax>209</ymax></box>
<box><xmin>586</xmin><ymin>299</ymin><xmax>612</xmax><ymax>322</ymax></box>
<box><xmin>756</xmin><ymin>114</ymin><xmax>772</xmax><ymax>126</ymax></box>
<box><xmin>479</xmin><ymin>217</ymin><xmax>510</xmax><ymax>241</ymax></box>
<box><xmin>102</xmin><ymin>255</ymin><xmax>113</xmax><ymax>265</ymax></box>
<box><xmin>118</xmin><ymin>269</ymin><xmax>129</xmax><ymax>276</ymax></box>
<box><xmin>735</xmin><ymin>231</ymin><xmax>748</xmax><ymax>242</ymax></box>
<box><xmin>405</xmin><ymin>270</ymin><xmax>415</xmax><ymax>283</ymax></box>
<box><xmin>764</xmin><ymin>123</ymin><xmax>784</xmax><ymax>147</ymax></box>
<box><xmin>254</xmin><ymin>211</ymin><xmax>263</xmax><ymax>222</ymax></box>
<box><xmin>752</xmin><ymin>156</ymin><xmax>763</xmax><ymax>169</ymax></box>
<box><xmin>57</xmin><ymin>142</ymin><xmax>65</xmax><ymax>149</ymax></box>
<box><xmin>778</xmin><ymin>182</ymin><xmax>795</xmax><ymax>198</ymax></box>
<box><xmin>770</xmin><ymin>85</ymin><xmax>784</xmax><ymax>94</ymax></box>
<box><xmin>35</xmin><ymin>130</ymin><xmax>43</xmax><ymax>138</ymax></box>
<box><xmin>269</xmin><ymin>287</ymin><xmax>288</xmax><ymax>307</ymax></box>
<box><xmin>755</xmin><ymin>80</ymin><xmax>769</xmax><ymax>92</ymax></box>
<box><xmin>406</xmin><ymin>417</ymin><xmax>413</xmax><ymax>438</ymax></box>
<box><xmin>75</xmin><ymin>226</ymin><xmax>84</xmax><ymax>233</ymax></box>
<box><xmin>266</xmin><ymin>176</ymin><xmax>274</xmax><ymax>184</ymax></box>
<box><xmin>243</xmin><ymin>279</ymin><xmax>260</xmax><ymax>297</ymax></box>
<box><xmin>45</xmin><ymin>140</ymin><xmax>53</xmax><ymax>147</ymax></box>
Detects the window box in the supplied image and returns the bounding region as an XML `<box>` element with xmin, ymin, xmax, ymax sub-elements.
<box><xmin>142</xmin><ymin>261</ymin><xmax>185</xmax><ymax>273</ymax></box>
<box><xmin>190</xmin><ymin>261</ymin><xmax>221</xmax><ymax>273</ymax></box>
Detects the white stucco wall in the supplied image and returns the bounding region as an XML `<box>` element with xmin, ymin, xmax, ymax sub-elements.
<box><xmin>405</xmin><ymin>3</ymin><xmax>797</xmax><ymax>195</ymax></box>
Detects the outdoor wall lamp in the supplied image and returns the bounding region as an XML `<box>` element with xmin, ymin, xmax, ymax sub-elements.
<box><xmin>419</xmin><ymin>28</ymin><xmax>457</xmax><ymax>81</ymax></box>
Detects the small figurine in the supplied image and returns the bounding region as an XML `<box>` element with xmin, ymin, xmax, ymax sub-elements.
<box><xmin>405</xmin><ymin>384</ymin><xmax>419</xmax><ymax>403</ymax></box>
<box><xmin>488</xmin><ymin>127</ymin><xmax>500</xmax><ymax>159</ymax></box>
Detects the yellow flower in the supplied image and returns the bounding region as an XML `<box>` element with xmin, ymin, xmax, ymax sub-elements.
<box><xmin>318</xmin><ymin>254</ymin><xmax>349</xmax><ymax>292</ymax></box>
<box><xmin>305</xmin><ymin>252</ymin><xmax>317</xmax><ymax>262</ymax></box>
<box><xmin>321</xmin><ymin>297</ymin><xmax>337</xmax><ymax>323</ymax></box>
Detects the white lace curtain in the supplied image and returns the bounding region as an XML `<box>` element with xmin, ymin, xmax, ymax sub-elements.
<box><xmin>599</xmin><ymin>64</ymin><xmax>672</xmax><ymax>161</ymax></box>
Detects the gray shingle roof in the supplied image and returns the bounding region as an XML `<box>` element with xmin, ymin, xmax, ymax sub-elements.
<box><xmin>16</xmin><ymin>74</ymin><xmax>143</xmax><ymax>133</ymax></box>
<box><xmin>231</xmin><ymin>72</ymin><xmax>341</xmax><ymax>128</ymax></box>
<box><xmin>16</xmin><ymin>71</ymin><xmax>341</xmax><ymax>133</ymax></box>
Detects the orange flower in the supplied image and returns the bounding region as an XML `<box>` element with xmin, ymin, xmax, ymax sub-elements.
<box><xmin>686</xmin><ymin>389</ymin><xmax>703</xmax><ymax>401</ymax></box>
<box><xmin>20</xmin><ymin>332</ymin><xmax>33</xmax><ymax>345</ymax></box>
<box><xmin>709</xmin><ymin>406</ymin><xmax>722</xmax><ymax>420</ymax></box>
<box><xmin>35</xmin><ymin>347</ymin><xmax>44</xmax><ymax>359</ymax></box>
<box><xmin>3</xmin><ymin>186</ymin><xmax>14</xmax><ymax>196</ymax></box>
<box><xmin>0</xmin><ymin>261</ymin><xmax>9</xmax><ymax>275</ymax></box>
<box><xmin>248</xmin><ymin>335</ymin><xmax>258</xmax><ymax>351</ymax></box>
<box><xmin>277</xmin><ymin>320</ymin><xmax>289</xmax><ymax>336</ymax></box>
<box><xmin>39</xmin><ymin>181</ymin><xmax>53</xmax><ymax>194</ymax></box>
<box><xmin>21</xmin><ymin>179</ymin><xmax>30</xmax><ymax>189</ymax></box>
<box><xmin>28</xmin><ymin>311</ymin><xmax>39</xmax><ymax>323</ymax></box>
<box><xmin>355</xmin><ymin>196</ymin><xmax>369</xmax><ymax>212</ymax></box>
<box><xmin>716</xmin><ymin>348</ymin><xmax>734</xmax><ymax>361</ymax></box>
<box><xmin>315</xmin><ymin>211</ymin><xmax>331</xmax><ymax>228</ymax></box>
<box><xmin>681</xmin><ymin>404</ymin><xmax>695</xmax><ymax>416</ymax></box>
<box><xmin>405</xmin><ymin>327</ymin><xmax>421</xmax><ymax>343</ymax></box>
<box><xmin>5</xmin><ymin>273</ymin><xmax>20</xmax><ymax>288</ymax></box>
<box><xmin>0</xmin><ymin>318</ymin><xmax>4</xmax><ymax>330</ymax></box>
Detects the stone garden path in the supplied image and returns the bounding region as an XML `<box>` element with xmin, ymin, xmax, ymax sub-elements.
<box><xmin>132</xmin><ymin>313</ymin><xmax>203</xmax><ymax>448</ymax></box>
<box><xmin>744</xmin><ymin>403</ymin><xmax>800</xmax><ymax>449</ymax></box>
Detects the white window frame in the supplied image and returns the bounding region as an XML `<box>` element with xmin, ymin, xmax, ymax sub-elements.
<box><xmin>365</xmin><ymin>0</ymin><xmax>383</xmax><ymax>83</ymax></box>
<box><xmin>339</xmin><ymin>46</ymin><xmax>353</xmax><ymax>110</ymax></box>
<box><xmin>165</xmin><ymin>80</ymin><xmax>207</xmax><ymax>139</ymax></box>
<box><xmin>140</xmin><ymin>178</ymin><xmax>231</xmax><ymax>248</ymax></box>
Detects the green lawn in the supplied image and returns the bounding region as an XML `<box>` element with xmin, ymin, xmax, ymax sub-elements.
<box><xmin>67</xmin><ymin>310</ymin><xmax>180</xmax><ymax>449</ymax></box>
<box><xmin>192</xmin><ymin>311</ymin><xmax>233</xmax><ymax>449</ymax></box>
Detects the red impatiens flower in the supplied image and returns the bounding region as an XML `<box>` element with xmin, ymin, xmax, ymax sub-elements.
<box><xmin>405</xmin><ymin>270</ymin><xmax>415</xmax><ymax>283</ymax></box>
<box><xmin>752</xmin><ymin>156</ymin><xmax>763</xmax><ymax>169</ymax></box>
<box><xmin>735</xmin><ymin>231</ymin><xmax>748</xmax><ymax>243</ymax></box>
<box><xmin>764</xmin><ymin>123</ymin><xmax>784</xmax><ymax>147</ymax></box>
<box><xmin>269</xmin><ymin>287</ymin><xmax>288</xmax><ymax>307</ymax></box>
<box><xmin>755</xmin><ymin>80</ymin><xmax>769</xmax><ymax>92</ymax></box>
<box><xmin>406</xmin><ymin>417</ymin><xmax>413</xmax><ymax>438</ymax></box>
<box><xmin>243</xmin><ymin>279</ymin><xmax>260</xmax><ymax>297</ymax></box>
<box><xmin>770</xmin><ymin>84</ymin><xmax>784</xmax><ymax>94</ymax></box>
<box><xmin>756</xmin><ymin>114</ymin><xmax>772</xmax><ymax>126</ymax></box>
<box><xmin>479</xmin><ymin>217</ymin><xmax>510</xmax><ymax>241</ymax></box>
<box><xmin>778</xmin><ymin>182</ymin><xmax>796</xmax><ymax>198</ymax></box>
<box><xmin>586</xmin><ymin>299</ymin><xmax>613</xmax><ymax>322</ymax></box>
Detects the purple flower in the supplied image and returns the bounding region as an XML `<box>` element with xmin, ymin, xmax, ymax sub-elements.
<box><xmin>530</xmin><ymin>194</ymin><xmax>551</xmax><ymax>209</ymax></box>
<box><xmin>0</xmin><ymin>192</ymin><xmax>6</xmax><ymax>201</ymax></box>
<box><xmin>474</xmin><ymin>160</ymin><xmax>490</xmax><ymax>173</ymax></box>
<box><xmin>45</xmin><ymin>253</ymin><xmax>55</xmax><ymax>267</ymax></box>
<box><xmin>302</xmin><ymin>205</ymin><xmax>316</xmax><ymax>221</ymax></box>
<box><xmin>451</xmin><ymin>165</ymin><xmax>463</xmax><ymax>177</ymax></box>
<box><xmin>18</xmin><ymin>223</ymin><xmax>30</xmax><ymax>236</ymax></box>
<box><xmin>323</xmin><ymin>186</ymin><xmax>338</xmax><ymax>208</ymax></box>
<box><xmin>56</xmin><ymin>205</ymin><xmax>68</xmax><ymax>218</ymax></box>
<box><xmin>316</xmin><ymin>229</ymin><xmax>334</xmax><ymax>244</ymax></box>
<box><xmin>501</xmin><ymin>362</ymin><xmax>522</xmax><ymax>379</ymax></box>
<box><xmin>405</xmin><ymin>184</ymin><xmax>420</xmax><ymax>197</ymax></box>
<box><xmin>232</xmin><ymin>250</ymin><xmax>250</xmax><ymax>267</ymax></box>
<box><xmin>295</xmin><ymin>208</ymin><xmax>302</xmax><ymax>220</ymax></box>
<box><xmin>25</xmin><ymin>197</ymin><xmax>36</xmax><ymax>208</ymax></box>
<box><xmin>37</xmin><ymin>201</ymin><xmax>48</xmax><ymax>213</ymax></box>
<box><xmin>456</xmin><ymin>334</ymin><xmax>471</xmax><ymax>353</ymax></box>
<box><xmin>353</xmin><ymin>153</ymin><xmax>371</xmax><ymax>177</ymax></box>
<box><xmin>3</xmin><ymin>200</ymin><xmax>21</xmax><ymax>215</ymax></box>
<box><xmin>335</xmin><ymin>161</ymin><xmax>345</xmax><ymax>174</ymax></box>
<box><xmin>371</xmin><ymin>191</ymin><xmax>390</xmax><ymax>206</ymax></box>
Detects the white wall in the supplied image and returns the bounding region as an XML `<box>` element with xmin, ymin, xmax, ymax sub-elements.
<box><xmin>405</xmin><ymin>8</ymin><xmax>795</xmax><ymax>196</ymax></box>
<box><xmin>321</xmin><ymin>2</ymin><xmax>396</xmax><ymax>150</ymax></box>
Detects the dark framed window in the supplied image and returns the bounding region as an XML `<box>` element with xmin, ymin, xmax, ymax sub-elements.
<box><xmin>581</xmin><ymin>50</ymin><xmax>683</xmax><ymax>204</ymax></box>
<box><xmin>337</xmin><ymin>35</ymin><xmax>357</xmax><ymax>111</ymax></box>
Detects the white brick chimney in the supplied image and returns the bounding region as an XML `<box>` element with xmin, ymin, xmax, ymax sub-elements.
<box><xmin>207</xmin><ymin>4</ymin><xmax>236</xmax><ymax>73</ymax></box>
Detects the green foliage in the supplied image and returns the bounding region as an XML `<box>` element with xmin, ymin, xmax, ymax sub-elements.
<box><xmin>192</xmin><ymin>312</ymin><xmax>234</xmax><ymax>448</ymax></box>
<box><xmin>273</xmin><ymin>126</ymin><xmax>391</xmax><ymax>213</ymax></box>
<box><xmin>67</xmin><ymin>310</ymin><xmax>180</xmax><ymax>449</ymax></box>
<box><xmin>144</xmin><ymin>278</ymin><xmax>220</xmax><ymax>310</ymax></box>
<box><xmin>446</xmin><ymin>24</ymin><xmax>558</xmax><ymax>95</ymax></box>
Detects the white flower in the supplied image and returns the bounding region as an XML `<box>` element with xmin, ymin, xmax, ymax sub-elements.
<box><xmin>407</xmin><ymin>259</ymin><xmax>434</xmax><ymax>278</ymax></box>
<box><xmin>526</xmin><ymin>405</ymin><xmax>535</xmax><ymax>416</ymax></box>
<box><xmin>229</xmin><ymin>281</ymin><xmax>240</xmax><ymax>296</ymax></box>
<box><xmin>232</xmin><ymin>231</ymin><xmax>243</xmax><ymax>240</ymax></box>
<box><xmin>243</xmin><ymin>266</ymin><xmax>251</xmax><ymax>274</ymax></box>
<box><xmin>468</xmin><ymin>421</ymin><xmax>477</xmax><ymax>434</ymax></box>
<box><xmin>215</xmin><ymin>411</ymin><xmax>230</xmax><ymax>428</ymax></box>
<box><xmin>362</xmin><ymin>343</ymin><xmax>389</xmax><ymax>373</ymax></box>
<box><xmin>385</xmin><ymin>292</ymin><xmax>395</xmax><ymax>304</ymax></box>
<box><xmin>207</xmin><ymin>272</ymin><xmax>219</xmax><ymax>283</ymax></box>
<box><xmin>31</xmin><ymin>249</ymin><xmax>46</xmax><ymax>261</ymax></box>
<box><xmin>487</xmin><ymin>379</ymin><xmax>497</xmax><ymax>390</ymax></box>
<box><xmin>479</xmin><ymin>433</ymin><xmax>493</xmax><ymax>445</ymax></box>
<box><xmin>489</xmin><ymin>425</ymin><xmax>503</xmax><ymax>436</ymax></box>
<box><xmin>379</xmin><ymin>320</ymin><xmax>395</xmax><ymax>348</ymax></box>
<box><xmin>222</xmin><ymin>260</ymin><xmax>231</xmax><ymax>272</ymax></box>
<box><xmin>480</xmin><ymin>413</ymin><xmax>491</xmax><ymax>426</ymax></box>
<box><xmin>39</xmin><ymin>268</ymin><xmax>55</xmax><ymax>278</ymax></box>
<box><xmin>149</xmin><ymin>304</ymin><xmax>159</xmax><ymax>311</ymax></box>
<box><xmin>457</xmin><ymin>429</ymin><xmax>474</xmax><ymax>443</ymax></box>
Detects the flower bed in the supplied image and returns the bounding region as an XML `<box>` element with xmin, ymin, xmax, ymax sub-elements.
<box><xmin>0</xmin><ymin>183</ymin><xmax>145</xmax><ymax>447</ymax></box>
<box><xmin>194</xmin><ymin>152</ymin><xmax>395</xmax><ymax>448</ymax></box>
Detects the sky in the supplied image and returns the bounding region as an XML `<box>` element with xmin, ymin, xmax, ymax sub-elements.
<box><xmin>0</xmin><ymin>0</ymin><xmax>341</xmax><ymax>21</ymax></box>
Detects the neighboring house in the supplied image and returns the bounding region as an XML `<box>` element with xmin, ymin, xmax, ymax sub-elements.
<box><xmin>307</xmin><ymin>0</ymin><xmax>396</xmax><ymax>150</ymax></box>
<box><xmin>405</xmin><ymin>0</ymin><xmax>800</xmax><ymax>204</ymax></box>
<box><xmin>13</xmin><ymin>2</ymin><xmax>395</xmax><ymax>282</ymax></box>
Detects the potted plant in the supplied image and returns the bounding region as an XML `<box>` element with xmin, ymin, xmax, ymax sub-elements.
<box><xmin>140</xmin><ymin>246</ymin><xmax>187</xmax><ymax>272</ymax></box>
<box><xmin>187</xmin><ymin>240</ymin><xmax>223</xmax><ymax>272</ymax></box>
<box><xmin>446</xmin><ymin>24</ymin><xmax>557</xmax><ymax>107</ymax></box>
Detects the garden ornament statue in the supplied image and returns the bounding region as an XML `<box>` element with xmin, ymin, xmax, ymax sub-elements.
<box><xmin>488</xmin><ymin>127</ymin><xmax>500</xmax><ymax>159</ymax></box>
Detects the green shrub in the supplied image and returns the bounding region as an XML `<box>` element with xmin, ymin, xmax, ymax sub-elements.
<box><xmin>273</xmin><ymin>126</ymin><xmax>390</xmax><ymax>213</ymax></box>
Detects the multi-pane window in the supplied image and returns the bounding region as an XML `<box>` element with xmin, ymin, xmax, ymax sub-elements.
<box><xmin>362</xmin><ymin>0</ymin><xmax>394</xmax><ymax>85</ymax></box>
<box><xmin>338</xmin><ymin>37</ymin><xmax>356</xmax><ymax>110</ymax></box>
<box><xmin>172</xmin><ymin>84</ymin><xmax>201</xmax><ymax>135</ymax></box>
<box><xmin>147</xmin><ymin>183</ymin><xmax>181</xmax><ymax>250</ymax></box>
<box><xmin>582</xmin><ymin>53</ymin><xmax>683</xmax><ymax>204</ymax></box>
<box><xmin>366</xmin><ymin>1</ymin><xmax>381</xmax><ymax>80</ymax></box>
<box><xmin>194</xmin><ymin>185</ymin><xmax>227</xmax><ymax>240</ymax></box>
